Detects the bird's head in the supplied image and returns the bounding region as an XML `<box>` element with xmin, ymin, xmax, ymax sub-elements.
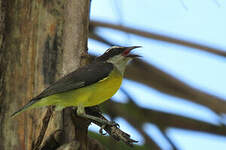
<box><xmin>96</xmin><ymin>46</ymin><xmax>141</xmax><ymax>74</ymax></box>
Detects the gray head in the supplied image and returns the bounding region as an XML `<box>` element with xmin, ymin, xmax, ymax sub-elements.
<box><xmin>96</xmin><ymin>46</ymin><xmax>141</xmax><ymax>74</ymax></box>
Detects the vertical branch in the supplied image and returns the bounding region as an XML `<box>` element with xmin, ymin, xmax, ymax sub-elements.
<box><xmin>62</xmin><ymin>0</ymin><xmax>90</xmax><ymax>72</ymax></box>
<box><xmin>61</xmin><ymin>0</ymin><xmax>90</xmax><ymax>146</ymax></box>
<box><xmin>42</xmin><ymin>0</ymin><xmax>91</xmax><ymax>150</ymax></box>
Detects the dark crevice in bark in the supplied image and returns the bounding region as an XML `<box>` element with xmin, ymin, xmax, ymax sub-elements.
<box><xmin>42</xmin><ymin>34</ymin><xmax>59</xmax><ymax>85</ymax></box>
<box><xmin>32</xmin><ymin>107</ymin><xmax>54</xmax><ymax>150</ymax></box>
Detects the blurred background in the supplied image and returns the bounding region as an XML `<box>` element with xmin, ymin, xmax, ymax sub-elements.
<box><xmin>87</xmin><ymin>0</ymin><xmax>226</xmax><ymax>149</ymax></box>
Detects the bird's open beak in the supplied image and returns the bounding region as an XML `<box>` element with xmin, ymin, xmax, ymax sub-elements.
<box><xmin>124</xmin><ymin>46</ymin><xmax>142</xmax><ymax>58</ymax></box>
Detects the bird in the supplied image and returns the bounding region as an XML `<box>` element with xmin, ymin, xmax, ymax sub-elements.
<box><xmin>11</xmin><ymin>46</ymin><xmax>141</xmax><ymax>125</ymax></box>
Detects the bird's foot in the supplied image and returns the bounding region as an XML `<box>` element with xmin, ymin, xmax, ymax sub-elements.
<box><xmin>76</xmin><ymin>106</ymin><xmax>120</xmax><ymax>135</ymax></box>
<box><xmin>108</xmin><ymin>121</ymin><xmax>119</xmax><ymax>127</ymax></box>
<box><xmin>99</xmin><ymin>121</ymin><xmax>119</xmax><ymax>135</ymax></box>
<box><xmin>99</xmin><ymin>124</ymin><xmax>107</xmax><ymax>135</ymax></box>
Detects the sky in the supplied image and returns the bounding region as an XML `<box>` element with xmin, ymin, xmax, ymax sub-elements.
<box><xmin>88</xmin><ymin>0</ymin><xmax>226</xmax><ymax>149</ymax></box>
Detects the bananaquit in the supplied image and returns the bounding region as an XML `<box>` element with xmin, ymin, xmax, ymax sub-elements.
<box><xmin>11</xmin><ymin>46</ymin><xmax>141</xmax><ymax>125</ymax></box>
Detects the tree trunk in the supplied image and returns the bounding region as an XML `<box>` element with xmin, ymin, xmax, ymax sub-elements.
<box><xmin>0</xmin><ymin>0</ymin><xmax>91</xmax><ymax>150</ymax></box>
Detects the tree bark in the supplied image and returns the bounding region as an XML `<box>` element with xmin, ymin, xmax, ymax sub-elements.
<box><xmin>0</xmin><ymin>0</ymin><xmax>90</xmax><ymax>150</ymax></box>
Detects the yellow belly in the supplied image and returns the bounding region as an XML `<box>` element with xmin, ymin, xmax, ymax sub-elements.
<box><xmin>39</xmin><ymin>67</ymin><xmax>123</xmax><ymax>107</ymax></box>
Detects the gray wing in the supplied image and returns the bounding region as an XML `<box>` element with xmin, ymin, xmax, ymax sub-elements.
<box><xmin>35</xmin><ymin>61</ymin><xmax>113</xmax><ymax>99</ymax></box>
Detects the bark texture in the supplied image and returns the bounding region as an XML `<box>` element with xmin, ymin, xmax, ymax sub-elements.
<box><xmin>0</xmin><ymin>0</ymin><xmax>90</xmax><ymax>150</ymax></box>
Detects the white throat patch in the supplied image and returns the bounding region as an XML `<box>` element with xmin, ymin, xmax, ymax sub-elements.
<box><xmin>107</xmin><ymin>55</ymin><xmax>132</xmax><ymax>75</ymax></box>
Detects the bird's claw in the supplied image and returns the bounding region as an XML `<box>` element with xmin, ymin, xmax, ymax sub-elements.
<box><xmin>109</xmin><ymin>121</ymin><xmax>119</xmax><ymax>128</ymax></box>
<box><xmin>99</xmin><ymin>124</ymin><xmax>107</xmax><ymax>135</ymax></box>
<box><xmin>99</xmin><ymin>121</ymin><xmax>120</xmax><ymax>135</ymax></box>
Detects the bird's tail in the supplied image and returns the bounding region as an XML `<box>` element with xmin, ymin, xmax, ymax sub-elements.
<box><xmin>10</xmin><ymin>98</ymin><xmax>39</xmax><ymax>118</ymax></box>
